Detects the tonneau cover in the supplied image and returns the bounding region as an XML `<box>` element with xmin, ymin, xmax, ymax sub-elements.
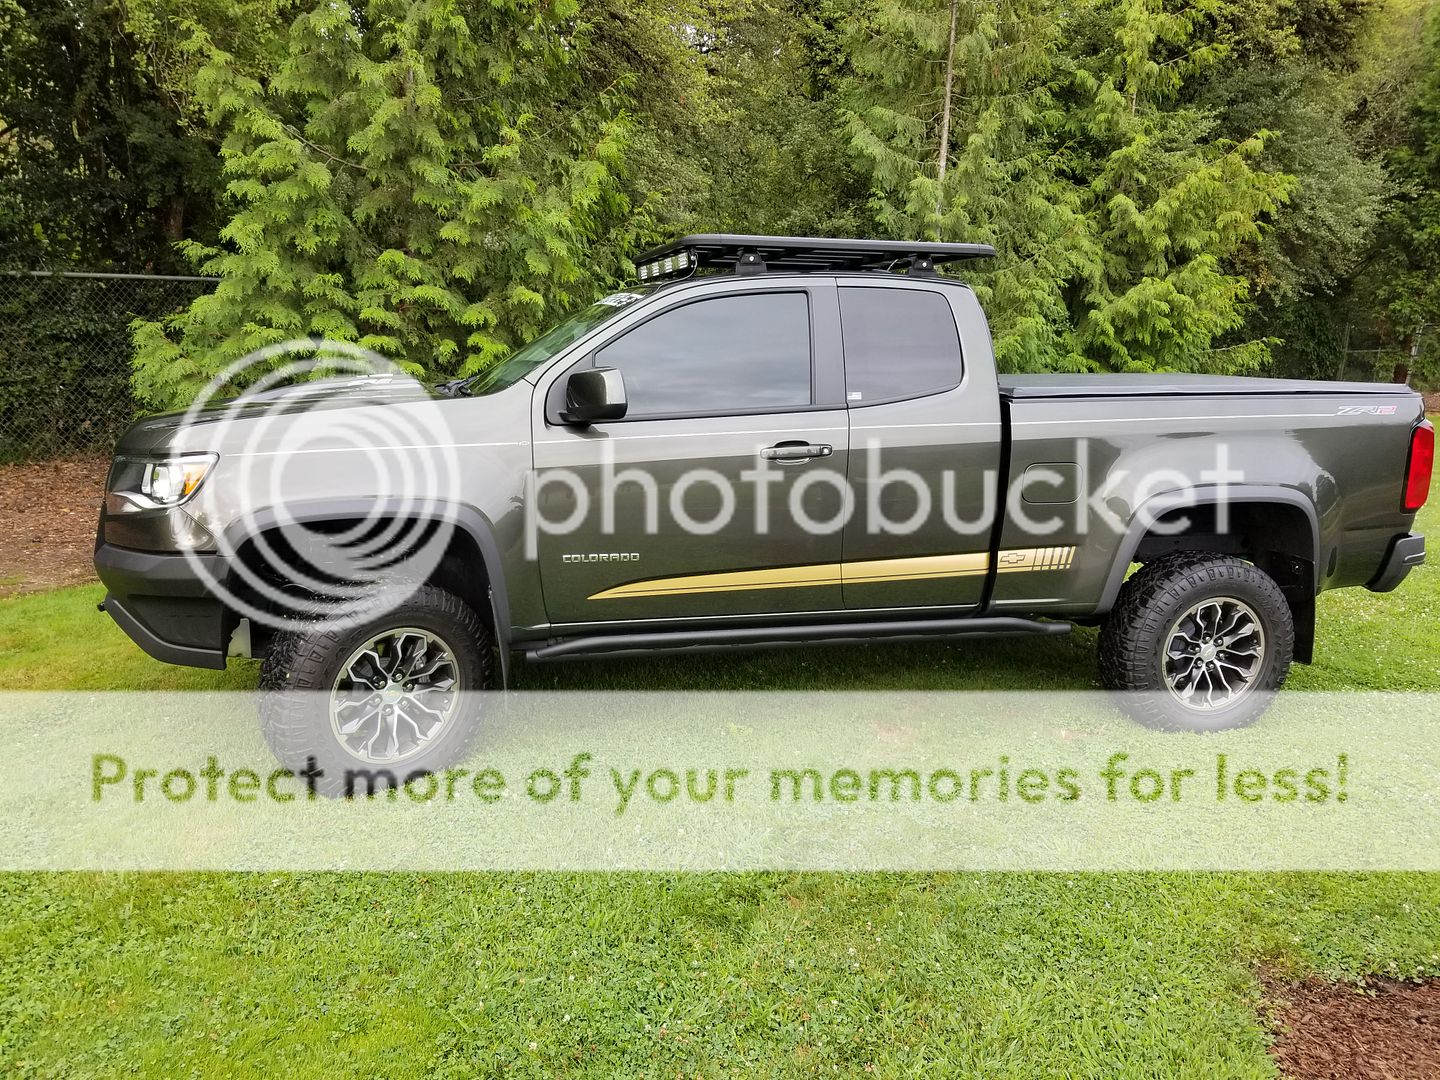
<box><xmin>998</xmin><ymin>373</ymin><xmax>1414</xmax><ymax>399</ymax></box>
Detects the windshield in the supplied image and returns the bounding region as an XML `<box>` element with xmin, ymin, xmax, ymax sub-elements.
<box><xmin>462</xmin><ymin>289</ymin><xmax>655</xmax><ymax>396</ymax></box>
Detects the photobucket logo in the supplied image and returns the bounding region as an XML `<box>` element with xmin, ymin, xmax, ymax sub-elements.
<box><xmin>174</xmin><ymin>340</ymin><xmax>462</xmax><ymax>632</ymax></box>
<box><xmin>523</xmin><ymin>438</ymin><xmax>1247</xmax><ymax>555</ymax></box>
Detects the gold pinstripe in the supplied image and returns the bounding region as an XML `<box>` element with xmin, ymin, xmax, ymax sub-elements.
<box><xmin>993</xmin><ymin>545</ymin><xmax>1076</xmax><ymax>573</ymax></box>
<box><xmin>587</xmin><ymin>547</ymin><xmax>1078</xmax><ymax>600</ymax></box>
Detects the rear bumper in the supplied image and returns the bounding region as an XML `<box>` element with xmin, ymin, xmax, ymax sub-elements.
<box><xmin>94</xmin><ymin>543</ymin><xmax>231</xmax><ymax>669</ymax></box>
<box><xmin>1367</xmin><ymin>533</ymin><xmax>1426</xmax><ymax>594</ymax></box>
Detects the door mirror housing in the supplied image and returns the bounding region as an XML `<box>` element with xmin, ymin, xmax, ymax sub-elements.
<box><xmin>562</xmin><ymin>366</ymin><xmax>627</xmax><ymax>424</ymax></box>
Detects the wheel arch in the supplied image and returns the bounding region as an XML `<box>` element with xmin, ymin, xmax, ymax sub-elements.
<box><xmin>1095</xmin><ymin>486</ymin><xmax>1321</xmax><ymax>663</ymax></box>
<box><xmin>221</xmin><ymin>499</ymin><xmax>512</xmax><ymax>682</ymax></box>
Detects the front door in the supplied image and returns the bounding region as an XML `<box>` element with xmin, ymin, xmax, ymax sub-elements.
<box><xmin>533</xmin><ymin>283</ymin><xmax>851</xmax><ymax>625</ymax></box>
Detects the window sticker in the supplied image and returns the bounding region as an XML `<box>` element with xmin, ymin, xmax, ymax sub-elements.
<box><xmin>596</xmin><ymin>292</ymin><xmax>645</xmax><ymax>308</ymax></box>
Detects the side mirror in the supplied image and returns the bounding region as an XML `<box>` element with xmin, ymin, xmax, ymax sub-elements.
<box><xmin>562</xmin><ymin>366</ymin><xmax>627</xmax><ymax>424</ymax></box>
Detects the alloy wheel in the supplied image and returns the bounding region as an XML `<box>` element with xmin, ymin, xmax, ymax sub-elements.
<box><xmin>1162</xmin><ymin>597</ymin><xmax>1266</xmax><ymax>711</ymax></box>
<box><xmin>329</xmin><ymin>627</ymin><xmax>460</xmax><ymax>763</ymax></box>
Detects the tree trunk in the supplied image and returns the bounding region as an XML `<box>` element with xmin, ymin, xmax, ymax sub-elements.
<box><xmin>935</xmin><ymin>0</ymin><xmax>961</xmax><ymax>218</ymax></box>
<box><xmin>1335</xmin><ymin>316</ymin><xmax>1351</xmax><ymax>381</ymax></box>
<box><xmin>163</xmin><ymin>194</ymin><xmax>186</xmax><ymax>243</ymax></box>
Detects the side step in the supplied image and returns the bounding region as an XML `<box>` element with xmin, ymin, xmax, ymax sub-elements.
<box><xmin>524</xmin><ymin>616</ymin><xmax>1069</xmax><ymax>662</ymax></box>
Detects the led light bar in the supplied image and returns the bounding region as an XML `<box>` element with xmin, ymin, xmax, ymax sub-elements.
<box><xmin>636</xmin><ymin>249</ymin><xmax>694</xmax><ymax>282</ymax></box>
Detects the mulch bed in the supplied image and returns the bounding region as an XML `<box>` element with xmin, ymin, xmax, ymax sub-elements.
<box><xmin>0</xmin><ymin>456</ymin><xmax>109</xmax><ymax>597</ymax></box>
<box><xmin>1268</xmin><ymin>977</ymin><xmax>1440</xmax><ymax>1080</ymax></box>
<box><xmin>1424</xmin><ymin>390</ymin><xmax>1439</xmax><ymax>415</ymax></box>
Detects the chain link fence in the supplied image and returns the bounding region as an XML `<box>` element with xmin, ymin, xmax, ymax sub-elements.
<box><xmin>0</xmin><ymin>271</ymin><xmax>217</xmax><ymax>462</ymax></box>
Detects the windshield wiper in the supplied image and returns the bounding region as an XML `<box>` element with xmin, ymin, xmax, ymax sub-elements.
<box><xmin>431</xmin><ymin>377</ymin><xmax>472</xmax><ymax>399</ymax></box>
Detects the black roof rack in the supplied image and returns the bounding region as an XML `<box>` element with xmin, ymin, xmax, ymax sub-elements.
<box><xmin>632</xmin><ymin>234</ymin><xmax>996</xmax><ymax>282</ymax></box>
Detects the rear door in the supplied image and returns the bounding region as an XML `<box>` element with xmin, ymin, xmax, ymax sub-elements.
<box><xmin>838</xmin><ymin>280</ymin><xmax>1002</xmax><ymax>610</ymax></box>
<box><xmin>532</xmin><ymin>280</ymin><xmax>852</xmax><ymax>625</ymax></box>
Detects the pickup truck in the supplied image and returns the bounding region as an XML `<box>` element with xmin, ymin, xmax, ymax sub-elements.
<box><xmin>94</xmin><ymin>234</ymin><xmax>1433</xmax><ymax>788</ymax></box>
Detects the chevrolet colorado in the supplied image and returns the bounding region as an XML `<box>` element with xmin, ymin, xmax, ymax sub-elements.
<box><xmin>94</xmin><ymin>235</ymin><xmax>1432</xmax><ymax>784</ymax></box>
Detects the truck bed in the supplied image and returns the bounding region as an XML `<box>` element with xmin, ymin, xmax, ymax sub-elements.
<box><xmin>998</xmin><ymin>373</ymin><xmax>1414</xmax><ymax>400</ymax></box>
<box><xmin>989</xmin><ymin>372</ymin><xmax>1425</xmax><ymax>618</ymax></box>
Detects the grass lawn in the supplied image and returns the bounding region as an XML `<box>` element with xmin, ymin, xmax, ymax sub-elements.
<box><xmin>0</xmin><ymin>500</ymin><xmax>1436</xmax><ymax>1076</ymax></box>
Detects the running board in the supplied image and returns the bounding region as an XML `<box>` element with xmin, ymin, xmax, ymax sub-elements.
<box><xmin>524</xmin><ymin>616</ymin><xmax>1069</xmax><ymax>662</ymax></box>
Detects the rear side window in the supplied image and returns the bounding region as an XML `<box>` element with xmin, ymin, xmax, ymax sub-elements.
<box><xmin>839</xmin><ymin>288</ymin><xmax>962</xmax><ymax>403</ymax></box>
<box><xmin>595</xmin><ymin>292</ymin><xmax>812</xmax><ymax>416</ymax></box>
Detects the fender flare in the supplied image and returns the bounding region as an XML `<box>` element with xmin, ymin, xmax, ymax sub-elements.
<box><xmin>1094</xmin><ymin>484</ymin><xmax>1322</xmax><ymax>615</ymax></box>
<box><xmin>219</xmin><ymin>498</ymin><xmax>512</xmax><ymax>676</ymax></box>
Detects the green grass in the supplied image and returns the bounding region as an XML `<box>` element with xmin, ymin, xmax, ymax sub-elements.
<box><xmin>0</xmin><ymin>588</ymin><xmax>254</xmax><ymax>691</ymax></box>
<box><xmin>0</xmin><ymin>499</ymin><xmax>1436</xmax><ymax>1076</ymax></box>
<box><xmin>3</xmin><ymin>870</ymin><xmax>1438</xmax><ymax>1076</ymax></box>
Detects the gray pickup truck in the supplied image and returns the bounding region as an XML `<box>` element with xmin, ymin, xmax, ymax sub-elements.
<box><xmin>95</xmin><ymin>235</ymin><xmax>1432</xmax><ymax>784</ymax></box>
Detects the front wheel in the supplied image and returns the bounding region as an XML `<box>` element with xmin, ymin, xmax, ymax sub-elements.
<box><xmin>258</xmin><ymin>585</ymin><xmax>495</xmax><ymax>795</ymax></box>
<box><xmin>1098</xmin><ymin>552</ymin><xmax>1294</xmax><ymax>732</ymax></box>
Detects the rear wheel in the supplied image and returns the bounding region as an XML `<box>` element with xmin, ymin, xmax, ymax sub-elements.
<box><xmin>258</xmin><ymin>585</ymin><xmax>495</xmax><ymax>795</ymax></box>
<box><xmin>1099</xmin><ymin>552</ymin><xmax>1294</xmax><ymax>731</ymax></box>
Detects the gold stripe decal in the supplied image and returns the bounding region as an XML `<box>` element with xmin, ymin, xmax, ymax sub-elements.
<box><xmin>841</xmin><ymin>552</ymin><xmax>989</xmax><ymax>585</ymax></box>
<box><xmin>587</xmin><ymin>547</ymin><xmax>1077</xmax><ymax>601</ymax></box>
<box><xmin>589</xmin><ymin>562</ymin><xmax>843</xmax><ymax>600</ymax></box>
<box><xmin>994</xmin><ymin>545</ymin><xmax>1077</xmax><ymax>574</ymax></box>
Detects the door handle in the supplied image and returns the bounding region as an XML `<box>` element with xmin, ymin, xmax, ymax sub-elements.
<box><xmin>761</xmin><ymin>441</ymin><xmax>833</xmax><ymax>463</ymax></box>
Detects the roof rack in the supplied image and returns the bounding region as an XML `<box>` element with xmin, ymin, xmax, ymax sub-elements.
<box><xmin>632</xmin><ymin>234</ymin><xmax>996</xmax><ymax>283</ymax></box>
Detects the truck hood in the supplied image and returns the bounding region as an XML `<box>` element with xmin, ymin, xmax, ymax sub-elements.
<box><xmin>114</xmin><ymin>373</ymin><xmax>458</xmax><ymax>456</ymax></box>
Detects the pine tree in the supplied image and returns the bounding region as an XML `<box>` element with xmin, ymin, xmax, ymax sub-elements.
<box><xmin>842</xmin><ymin>0</ymin><xmax>1296</xmax><ymax>373</ymax></box>
<box><xmin>1059</xmin><ymin>0</ymin><xmax>1296</xmax><ymax>372</ymax></box>
<box><xmin>132</xmin><ymin>0</ymin><xmax>651</xmax><ymax>407</ymax></box>
<box><xmin>1371</xmin><ymin>0</ymin><xmax>1440</xmax><ymax>375</ymax></box>
<box><xmin>843</xmin><ymin>0</ymin><xmax>1088</xmax><ymax>371</ymax></box>
<box><xmin>0</xmin><ymin>0</ymin><xmax>221</xmax><ymax>270</ymax></box>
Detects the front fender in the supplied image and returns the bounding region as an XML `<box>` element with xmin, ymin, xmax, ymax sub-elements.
<box><xmin>217</xmin><ymin>498</ymin><xmax>514</xmax><ymax>665</ymax></box>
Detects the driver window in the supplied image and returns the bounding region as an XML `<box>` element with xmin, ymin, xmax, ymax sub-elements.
<box><xmin>594</xmin><ymin>292</ymin><xmax>812</xmax><ymax>417</ymax></box>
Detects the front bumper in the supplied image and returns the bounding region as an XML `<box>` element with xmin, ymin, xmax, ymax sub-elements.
<box><xmin>1367</xmin><ymin>533</ymin><xmax>1426</xmax><ymax>593</ymax></box>
<box><xmin>94</xmin><ymin>543</ymin><xmax>232</xmax><ymax>669</ymax></box>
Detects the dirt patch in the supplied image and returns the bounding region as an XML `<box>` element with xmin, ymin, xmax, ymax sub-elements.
<box><xmin>1423</xmin><ymin>390</ymin><xmax>1439</xmax><ymax>416</ymax></box>
<box><xmin>1268</xmin><ymin>977</ymin><xmax>1440</xmax><ymax>1080</ymax></box>
<box><xmin>0</xmin><ymin>457</ymin><xmax>108</xmax><ymax>596</ymax></box>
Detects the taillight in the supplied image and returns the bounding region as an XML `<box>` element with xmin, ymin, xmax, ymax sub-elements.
<box><xmin>1404</xmin><ymin>420</ymin><xmax>1434</xmax><ymax>512</ymax></box>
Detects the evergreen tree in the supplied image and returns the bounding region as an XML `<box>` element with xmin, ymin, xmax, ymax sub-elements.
<box><xmin>1370</xmin><ymin>0</ymin><xmax>1440</xmax><ymax>371</ymax></box>
<box><xmin>8</xmin><ymin>0</ymin><xmax>1425</xmax><ymax>401</ymax></box>
<box><xmin>0</xmin><ymin>0</ymin><xmax>221</xmax><ymax>269</ymax></box>
<box><xmin>1059</xmin><ymin>0</ymin><xmax>1295</xmax><ymax>373</ymax></box>
<box><xmin>695</xmin><ymin>0</ymin><xmax>868</xmax><ymax>237</ymax></box>
<box><xmin>121</xmin><ymin>0</ymin><xmax>305</xmax><ymax>129</ymax></box>
<box><xmin>132</xmin><ymin>0</ymin><xmax>653</xmax><ymax>407</ymax></box>
<box><xmin>844</xmin><ymin>0</ymin><xmax>1087</xmax><ymax>371</ymax></box>
<box><xmin>843</xmin><ymin>0</ymin><xmax>1295</xmax><ymax>373</ymax></box>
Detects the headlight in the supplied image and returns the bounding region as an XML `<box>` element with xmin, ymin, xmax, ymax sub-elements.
<box><xmin>107</xmin><ymin>454</ymin><xmax>218</xmax><ymax>511</ymax></box>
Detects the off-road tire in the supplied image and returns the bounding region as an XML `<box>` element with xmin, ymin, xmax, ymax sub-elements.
<box><xmin>258</xmin><ymin>585</ymin><xmax>495</xmax><ymax>796</ymax></box>
<box><xmin>1099</xmin><ymin>552</ymin><xmax>1294</xmax><ymax>732</ymax></box>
